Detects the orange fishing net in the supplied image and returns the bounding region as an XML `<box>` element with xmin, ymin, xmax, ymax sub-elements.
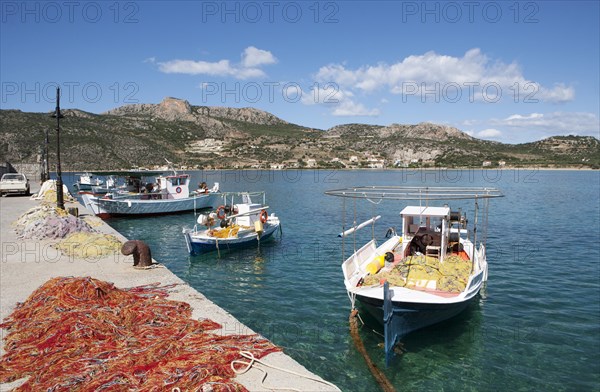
<box><xmin>0</xmin><ymin>277</ymin><xmax>280</xmax><ymax>391</ymax></box>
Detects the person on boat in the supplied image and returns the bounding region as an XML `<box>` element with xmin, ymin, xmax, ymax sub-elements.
<box><xmin>197</xmin><ymin>182</ymin><xmax>209</xmax><ymax>193</ymax></box>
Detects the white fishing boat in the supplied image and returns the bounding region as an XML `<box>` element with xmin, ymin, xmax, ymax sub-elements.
<box><xmin>325</xmin><ymin>186</ymin><xmax>502</xmax><ymax>365</ymax></box>
<box><xmin>183</xmin><ymin>191</ymin><xmax>281</xmax><ymax>255</ymax></box>
<box><xmin>73</xmin><ymin>172</ymin><xmax>104</xmax><ymax>192</ymax></box>
<box><xmin>80</xmin><ymin>170</ymin><xmax>219</xmax><ymax>219</ymax></box>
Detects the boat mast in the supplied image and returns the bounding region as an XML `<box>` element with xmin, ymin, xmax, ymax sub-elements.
<box><xmin>472</xmin><ymin>197</ymin><xmax>479</xmax><ymax>261</ymax></box>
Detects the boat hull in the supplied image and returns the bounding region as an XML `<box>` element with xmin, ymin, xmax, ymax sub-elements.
<box><xmin>356</xmin><ymin>293</ymin><xmax>474</xmax><ymax>337</ymax></box>
<box><xmin>185</xmin><ymin>223</ymin><xmax>279</xmax><ymax>255</ymax></box>
<box><xmin>81</xmin><ymin>193</ymin><xmax>219</xmax><ymax>218</ymax></box>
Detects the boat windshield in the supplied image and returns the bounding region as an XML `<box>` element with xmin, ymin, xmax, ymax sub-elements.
<box><xmin>170</xmin><ymin>177</ymin><xmax>186</xmax><ymax>186</ymax></box>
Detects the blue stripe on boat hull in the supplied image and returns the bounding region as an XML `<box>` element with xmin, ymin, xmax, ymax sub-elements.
<box><xmin>357</xmin><ymin>294</ymin><xmax>474</xmax><ymax>338</ymax></box>
<box><xmin>188</xmin><ymin>228</ymin><xmax>277</xmax><ymax>255</ymax></box>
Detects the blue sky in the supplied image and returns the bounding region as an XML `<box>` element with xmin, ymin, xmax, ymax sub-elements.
<box><xmin>1</xmin><ymin>1</ymin><xmax>599</xmax><ymax>143</ymax></box>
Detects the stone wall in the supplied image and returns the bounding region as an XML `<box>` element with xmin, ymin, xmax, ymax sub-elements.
<box><xmin>1</xmin><ymin>162</ymin><xmax>41</xmax><ymax>182</ymax></box>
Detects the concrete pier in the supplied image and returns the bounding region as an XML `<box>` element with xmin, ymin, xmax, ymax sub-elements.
<box><xmin>0</xmin><ymin>184</ymin><xmax>339</xmax><ymax>391</ymax></box>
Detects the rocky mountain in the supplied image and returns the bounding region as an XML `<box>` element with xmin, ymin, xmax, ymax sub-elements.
<box><xmin>1</xmin><ymin>98</ymin><xmax>598</xmax><ymax>170</ymax></box>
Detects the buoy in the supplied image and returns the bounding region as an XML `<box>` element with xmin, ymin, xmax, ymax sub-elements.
<box><xmin>254</xmin><ymin>220</ymin><xmax>264</xmax><ymax>235</ymax></box>
<box><xmin>365</xmin><ymin>255</ymin><xmax>386</xmax><ymax>275</ymax></box>
<box><xmin>259</xmin><ymin>209</ymin><xmax>268</xmax><ymax>224</ymax></box>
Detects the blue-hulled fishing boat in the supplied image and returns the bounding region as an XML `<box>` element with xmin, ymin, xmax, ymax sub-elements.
<box><xmin>183</xmin><ymin>191</ymin><xmax>281</xmax><ymax>255</ymax></box>
<box><xmin>325</xmin><ymin>186</ymin><xmax>502</xmax><ymax>365</ymax></box>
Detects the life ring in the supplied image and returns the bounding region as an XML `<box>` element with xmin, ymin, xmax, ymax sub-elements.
<box><xmin>175</xmin><ymin>186</ymin><xmax>182</xmax><ymax>194</ymax></box>
<box><xmin>216</xmin><ymin>205</ymin><xmax>226</xmax><ymax>220</ymax></box>
<box><xmin>259</xmin><ymin>209</ymin><xmax>268</xmax><ymax>224</ymax></box>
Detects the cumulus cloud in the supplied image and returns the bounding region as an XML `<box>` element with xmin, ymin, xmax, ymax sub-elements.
<box><xmin>476</xmin><ymin>128</ymin><xmax>503</xmax><ymax>139</ymax></box>
<box><xmin>492</xmin><ymin>112</ymin><xmax>600</xmax><ymax>136</ymax></box>
<box><xmin>301</xmin><ymin>84</ymin><xmax>348</xmax><ymax>105</ymax></box>
<box><xmin>314</xmin><ymin>48</ymin><xmax>575</xmax><ymax>104</ymax></box>
<box><xmin>332</xmin><ymin>100</ymin><xmax>380</xmax><ymax>117</ymax></box>
<box><xmin>241</xmin><ymin>46</ymin><xmax>277</xmax><ymax>67</ymax></box>
<box><xmin>158</xmin><ymin>47</ymin><xmax>276</xmax><ymax>80</ymax></box>
<box><xmin>299</xmin><ymin>84</ymin><xmax>379</xmax><ymax>116</ymax></box>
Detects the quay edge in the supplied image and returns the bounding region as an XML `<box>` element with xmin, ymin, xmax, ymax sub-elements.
<box><xmin>0</xmin><ymin>183</ymin><xmax>339</xmax><ymax>391</ymax></box>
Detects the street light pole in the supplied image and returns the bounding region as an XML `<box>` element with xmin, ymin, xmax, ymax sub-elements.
<box><xmin>44</xmin><ymin>128</ymin><xmax>50</xmax><ymax>182</ymax></box>
<box><xmin>51</xmin><ymin>87</ymin><xmax>65</xmax><ymax>210</ymax></box>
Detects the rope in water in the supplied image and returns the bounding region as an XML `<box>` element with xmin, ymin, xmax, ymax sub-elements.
<box><xmin>0</xmin><ymin>276</ymin><xmax>280</xmax><ymax>391</ymax></box>
<box><xmin>349</xmin><ymin>309</ymin><xmax>396</xmax><ymax>392</ymax></box>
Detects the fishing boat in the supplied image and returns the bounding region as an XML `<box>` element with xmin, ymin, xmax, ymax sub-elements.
<box><xmin>80</xmin><ymin>170</ymin><xmax>220</xmax><ymax>219</ymax></box>
<box><xmin>73</xmin><ymin>172</ymin><xmax>104</xmax><ymax>192</ymax></box>
<box><xmin>183</xmin><ymin>191</ymin><xmax>281</xmax><ymax>255</ymax></box>
<box><xmin>325</xmin><ymin>186</ymin><xmax>502</xmax><ymax>365</ymax></box>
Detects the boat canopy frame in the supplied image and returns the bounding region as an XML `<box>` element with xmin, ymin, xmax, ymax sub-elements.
<box><xmin>325</xmin><ymin>186</ymin><xmax>503</xmax><ymax>201</ymax></box>
<box><xmin>325</xmin><ymin>186</ymin><xmax>503</xmax><ymax>263</ymax></box>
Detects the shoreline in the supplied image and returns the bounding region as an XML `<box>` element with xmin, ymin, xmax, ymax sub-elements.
<box><xmin>0</xmin><ymin>184</ymin><xmax>339</xmax><ymax>391</ymax></box>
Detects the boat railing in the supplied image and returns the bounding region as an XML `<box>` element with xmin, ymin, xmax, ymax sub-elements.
<box><xmin>343</xmin><ymin>239</ymin><xmax>377</xmax><ymax>287</ymax></box>
<box><xmin>464</xmin><ymin>270</ymin><xmax>485</xmax><ymax>295</ymax></box>
<box><xmin>219</xmin><ymin>191</ymin><xmax>267</xmax><ymax>206</ymax></box>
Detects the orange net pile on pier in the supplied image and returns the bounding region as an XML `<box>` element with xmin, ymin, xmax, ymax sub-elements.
<box><xmin>0</xmin><ymin>277</ymin><xmax>280</xmax><ymax>391</ymax></box>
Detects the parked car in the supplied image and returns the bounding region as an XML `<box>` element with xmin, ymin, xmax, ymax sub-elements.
<box><xmin>0</xmin><ymin>173</ymin><xmax>30</xmax><ymax>196</ymax></box>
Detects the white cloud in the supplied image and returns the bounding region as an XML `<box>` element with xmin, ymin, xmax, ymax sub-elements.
<box><xmin>143</xmin><ymin>57</ymin><xmax>156</xmax><ymax>64</ymax></box>
<box><xmin>536</xmin><ymin>83</ymin><xmax>575</xmax><ymax>103</ymax></box>
<box><xmin>301</xmin><ymin>84</ymin><xmax>349</xmax><ymax>105</ymax></box>
<box><xmin>158</xmin><ymin>47</ymin><xmax>276</xmax><ymax>80</ymax></box>
<box><xmin>331</xmin><ymin>100</ymin><xmax>380</xmax><ymax>117</ymax></box>
<box><xmin>299</xmin><ymin>84</ymin><xmax>379</xmax><ymax>117</ymax></box>
<box><xmin>159</xmin><ymin>59</ymin><xmax>237</xmax><ymax>76</ymax></box>
<box><xmin>492</xmin><ymin>112</ymin><xmax>600</xmax><ymax>136</ymax></box>
<box><xmin>505</xmin><ymin>113</ymin><xmax>543</xmax><ymax>121</ymax></box>
<box><xmin>241</xmin><ymin>46</ymin><xmax>277</xmax><ymax>67</ymax></box>
<box><xmin>314</xmin><ymin>48</ymin><xmax>575</xmax><ymax>104</ymax></box>
<box><xmin>476</xmin><ymin>128</ymin><xmax>503</xmax><ymax>139</ymax></box>
<box><xmin>461</xmin><ymin>119</ymin><xmax>479</xmax><ymax>127</ymax></box>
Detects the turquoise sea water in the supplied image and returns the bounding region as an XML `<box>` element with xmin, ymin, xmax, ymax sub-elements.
<box><xmin>83</xmin><ymin>169</ymin><xmax>599</xmax><ymax>391</ymax></box>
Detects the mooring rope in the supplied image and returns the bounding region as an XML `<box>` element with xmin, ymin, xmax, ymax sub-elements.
<box><xmin>231</xmin><ymin>350</ymin><xmax>341</xmax><ymax>391</ymax></box>
<box><xmin>349</xmin><ymin>309</ymin><xmax>396</xmax><ymax>392</ymax></box>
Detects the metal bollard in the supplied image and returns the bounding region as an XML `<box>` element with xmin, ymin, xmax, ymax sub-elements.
<box><xmin>121</xmin><ymin>240</ymin><xmax>153</xmax><ymax>268</ymax></box>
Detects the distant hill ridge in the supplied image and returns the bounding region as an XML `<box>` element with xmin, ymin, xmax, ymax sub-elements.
<box><xmin>327</xmin><ymin>122</ymin><xmax>473</xmax><ymax>141</ymax></box>
<box><xmin>0</xmin><ymin>97</ymin><xmax>598</xmax><ymax>170</ymax></box>
<box><xmin>105</xmin><ymin>97</ymin><xmax>289</xmax><ymax>125</ymax></box>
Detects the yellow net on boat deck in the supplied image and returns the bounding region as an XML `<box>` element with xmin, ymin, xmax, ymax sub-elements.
<box><xmin>209</xmin><ymin>224</ymin><xmax>241</xmax><ymax>238</ymax></box>
<box><xmin>363</xmin><ymin>254</ymin><xmax>472</xmax><ymax>293</ymax></box>
<box><xmin>55</xmin><ymin>232</ymin><xmax>123</xmax><ymax>258</ymax></box>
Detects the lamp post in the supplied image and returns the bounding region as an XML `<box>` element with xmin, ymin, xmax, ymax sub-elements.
<box><xmin>40</xmin><ymin>128</ymin><xmax>50</xmax><ymax>183</ymax></box>
<box><xmin>51</xmin><ymin>87</ymin><xmax>65</xmax><ymax>210</ymax></box>
<box><xmin>45</xmin><ymin>128</ymin><xmax>50</xmax><ymax>182</ymax></box>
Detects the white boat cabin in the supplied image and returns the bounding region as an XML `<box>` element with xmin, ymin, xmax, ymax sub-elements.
<box><xmin>400</xmin><ymin>205</ymin><xmax>468</xmax><ymax>262</ymax></box>
<box><xmin>157</xmin><ymin>174</ymin><xmax>190</xmax><ymax>200</ymax></box>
